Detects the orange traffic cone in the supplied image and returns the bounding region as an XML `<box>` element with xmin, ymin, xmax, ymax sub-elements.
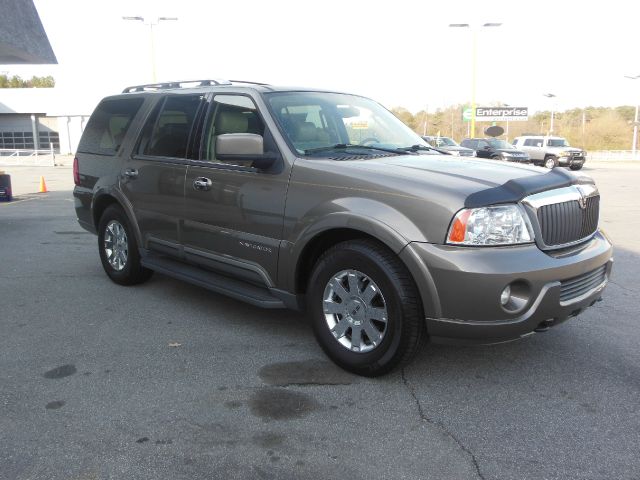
<box><xmin>38</xmin><ymin>176</ymin><xmax>48</xmax><ymax>193</ymax></box>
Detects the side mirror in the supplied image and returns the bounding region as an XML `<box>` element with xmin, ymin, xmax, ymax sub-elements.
<box><xmin>483</xmin><ymin>145</ymin><xmax>492</xmax><ymax>150</ymax></box>
<box><xmin>216</xmin><ymin>133</ymin><xmax>277</xmax><ymax>170</ymax></box>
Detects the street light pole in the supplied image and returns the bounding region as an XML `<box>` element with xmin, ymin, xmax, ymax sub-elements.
<box><xmin>543</xmin><ymin>93</ymin><xmax>556</xmax><ymax>135</ymax></box>
<box><xmin>624</xmin><ymin>75</ymin><xmax>640</xmax><ymax>157</ymax></box>
<box><xmin>123</xmin><ymin>16</ymin><xmax>178</xmax><ymax>82</ymax></box>
<box><xmin>449</xmin><ymin>23</ymin><xmax>502</xmax><ymax>138</ymax></box>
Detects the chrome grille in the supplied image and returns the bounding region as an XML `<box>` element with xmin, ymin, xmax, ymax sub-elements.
<box><xmin>560</xmin><ymin>264</ymin><xmax>607</xmax><ymax>303</ymax></box>
<box><xmin>537</xmin><ymin>195</ymin><xmax>599</xmax><ymax>246</ymax></box>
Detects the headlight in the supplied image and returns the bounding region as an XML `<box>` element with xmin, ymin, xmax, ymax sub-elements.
<box><xmin>559</xmin><ymin>151</ymin><xmax>571</xmax><ymax>157</ymax></box>
<box><xmin>446</xmin><ymin>204</ymin><xmax>533</xmax><ymax>245</ymax></box>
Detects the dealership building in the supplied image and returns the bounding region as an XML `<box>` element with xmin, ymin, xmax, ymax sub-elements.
<box><xmin>0</xmin><ymin>88</ymin><xmax>97</xmax><ymax>155</ymax></box>
<box><xmin>0</xmin><ymin>0</ymin><xmax>92</xmax><ymax>155</ymax></box>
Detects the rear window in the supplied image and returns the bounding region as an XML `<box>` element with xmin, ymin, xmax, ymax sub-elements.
<box><xmin>78</xmin><ymin>98</ymin><xmax>144</xmax><ymax>156</ymax></box>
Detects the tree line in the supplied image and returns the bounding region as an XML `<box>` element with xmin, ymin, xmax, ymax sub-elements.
<box><xmin>0</xmin><ymin>74</ymin><xmax>55</xmax><ymax>88</ymax></box>
<box><xmin>391</xmin><ymin>105</ymin><xmax>638</xmax><ymax>151</ymax></box>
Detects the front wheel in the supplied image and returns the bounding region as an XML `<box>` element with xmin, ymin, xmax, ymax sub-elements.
<box><xmin>544</xmin><ymin>156</ymin><xmax>558</xmax><ymax>169</ymax></box>
<box><xmin>98</xmin><ymin>204</ymin><xmax>153</xmax><ymax>286</ymax></box>
<box><xmin>307</xmin><ymin>239</ymin><xmax>424</xmax><ymax>376</ymax></box>
<box><xmin>570</xmin><ymin>164</ymin><xmax>583</xmax><ymax>170</ymax></box>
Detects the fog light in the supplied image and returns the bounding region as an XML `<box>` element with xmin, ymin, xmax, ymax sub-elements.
<box><xmin>500</xmin><ymin>285</ymin><xmax>511</xmax><ymax>306</ymax></box>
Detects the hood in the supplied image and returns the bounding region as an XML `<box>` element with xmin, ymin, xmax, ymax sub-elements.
<box><xmin>497</xmin><ymin>148</ymin><xmax>527</xmax><ymax>155</ymax></box>
<box><xmin>548</xmin><ymin>146</ymin><xmax>584</xmax><ymax>153</ymax></box>
<box><xmin>332</xmin><ymin>154</ymin><xmax>591</xmax><ymax>208</ymax></box>
<box><xmin>440</xmin><ymin>145</ymin><xmax>474</xmax><ymax>152</ymax></box>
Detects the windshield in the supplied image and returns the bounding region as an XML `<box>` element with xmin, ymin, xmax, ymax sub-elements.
<box><xmin>433</xmin><ymin>137</ymin><xmax>458</xmax><ymax>147</ymax></box>
<box><xmin>487</xmin><ymin>139</ymin><xmax>516</xmax><ymax>149</ymax></box>
<box><xmin>547</xmin><ymin>138</ymin><xmax>570</xmax><ymax>147</ymax></box>
<box><xmin>265</xmin><ymin>92</ymin><xmax>433</xmax><ymax>156</ymax></box>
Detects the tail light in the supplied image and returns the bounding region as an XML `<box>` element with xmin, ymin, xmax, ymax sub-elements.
<box><xmin>73</xmin><ymin>157</ymin><xmax>80</xmax><ymax>185</ymax></box>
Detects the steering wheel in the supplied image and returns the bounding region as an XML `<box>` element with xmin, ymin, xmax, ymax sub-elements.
<box><xmin>359</xmin><ymin>137</ymin><xmax>380</xmax><ymax>146</ymax></box>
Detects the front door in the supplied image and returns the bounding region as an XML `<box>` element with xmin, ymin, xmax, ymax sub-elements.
<box><xmin>476</xmin><ymin>139</ymin><xmax>493</xmax><ymax>158</ymax></box>
<box><xmin>182</xmin><ymin>94</ymin><xmax>289</xmax><ymax>287</ymax></box>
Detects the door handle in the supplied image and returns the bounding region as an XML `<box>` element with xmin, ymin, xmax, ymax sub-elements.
<box><xmin>193</xmin><ymin>177</ymin><xmax>213</xmax><ymax>191</ymax></box>
<box><xmin>123</xmin><ymin>168</ymin><xmax>138</xmax><ymax>179</ymax></box>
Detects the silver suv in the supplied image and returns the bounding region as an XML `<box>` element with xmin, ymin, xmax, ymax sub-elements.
<box><xmin>73</xmin><ymin>80</ymin><xmax>612</xmax><ymax>376</ymax></box>
<box><xmin>513</xmin><ymin>135</ymin><xmax>586</xmax><ymax>170</ymax></box>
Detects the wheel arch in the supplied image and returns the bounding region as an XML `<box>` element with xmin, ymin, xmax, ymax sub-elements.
<box><xmin>286</xmin><ymin>214</ymin><xmax>440</xmax><ymax>320</ymax></box>
<box><xmin>91</xmin><ymin>190</ymin><xmax>143</xmax><ymax>248</ymax></box>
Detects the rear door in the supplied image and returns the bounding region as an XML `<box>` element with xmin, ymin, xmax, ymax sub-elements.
<box><xmin>120</xmin><ymin>93</ymin><xmax>206</xmax><ymax>257</ymax></box>
<box><xmin>74</xmin><ymin>96</ymin><xmax>147</xmax><ymax>230</ymax></box>
<box><xmin>521</xmin><ymin>138</ymin><xmax>544</xmax><ymax>160</ymax></box>
<box><xmin>182</xmin><ymin>93</ymin><xmax>289</xmax><ymax>287</ymax></box>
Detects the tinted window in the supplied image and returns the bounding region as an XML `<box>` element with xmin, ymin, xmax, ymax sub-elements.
<box><xmin>78</xmin><ymin>98</ymin><xmax>144</xmax><ymax>155</ymax></box>
<box><xmin>140</xmin><ymin>94</ymin><xmax>204</xmax><ymax>158</ymax></box>
<box><xmin>523</xmin><ymin>139</ymin><xmax>537</xmax><ymax>146</ymax></box>
<box><xmin>202</xmin><ymin>95</ymin><xmax>265</xmax><ymax>164</ymax></box>
<box><xmin>548</xmin><ymin>138</ymin><xmax>569</xmax><ymax>147</ymax></box>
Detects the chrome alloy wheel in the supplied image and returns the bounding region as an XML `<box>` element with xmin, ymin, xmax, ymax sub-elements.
<box><xmin>104</xmin><ymin>220</ymin><xmax>128</xmax><ymax>271</ymax></box>
<box><xmin>323</xmin><ymin>269</ymin><xmax>388</xmax><ymax>353</ymax></box>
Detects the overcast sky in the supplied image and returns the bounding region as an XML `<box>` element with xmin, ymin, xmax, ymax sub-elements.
<box><xmin>5</xmin><ymin>0</ymin><xmax>639</xmax><ymax>113</ymax></box>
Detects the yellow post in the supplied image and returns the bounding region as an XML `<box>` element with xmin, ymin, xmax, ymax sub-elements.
<box><xmin>471</xmin><ymin>29</ymin><xmax>477</xmax><ymax>138</ymax></box>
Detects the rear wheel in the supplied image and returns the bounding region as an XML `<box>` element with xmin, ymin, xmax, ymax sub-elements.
<box><xmin>307</xmin><ymin>239</ymin><xmax>424</xmax><ymax>376</ymax></box>
<box><xmin>570</xmin><ymin>164</ymin><xmax>583</xmax><ymax>170</ymax></box>
<box><xmin>98</xmin><ymin>204</ymin><xmax>153</xmax><ymax>285</ymax></box>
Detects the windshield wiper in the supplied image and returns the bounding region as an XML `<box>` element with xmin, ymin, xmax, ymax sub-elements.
<box><xmin>397</xmin><ymin>144</ymin><xmax>435</xmax><ymax>152</ymax></box>
<box><xmin>303</xmin><ymin>143</ymin><xmax>405</xmax><ymax>155</ymax></box>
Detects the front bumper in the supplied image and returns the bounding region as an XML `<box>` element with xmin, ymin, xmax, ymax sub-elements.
<box><xmin>558</xmin><ymin>155</ymin><xmax>585</xmax><ymax>167</ymax></box>
<box><xmin>401</xmin><ymin>231</ymin><xmax>613</xmax><ymax>345</ymax></box>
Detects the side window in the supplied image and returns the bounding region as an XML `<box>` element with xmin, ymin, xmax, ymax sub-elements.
<box><xmin>139</xmin><ymin>94</ymin><xmax>204</xmax><ymax>158</ymax></box>
<box><xmin>77</xmin><ymin>98</ymin><xmax>144</xmax><ymax>155</ymax></box>
<box><xmin>524</xmin><ymin>139</ymin><xmax>537</xmax><ymax>146</ymax></box>
<box><xmin>478</xmin><ymin>140</ymin><xmax>488</xmax><ymax>148</ymax></box>
<box><xmin>202</xmin><ymin>95</ymin><xmax>266</xmax><ymax>164</ymax></box>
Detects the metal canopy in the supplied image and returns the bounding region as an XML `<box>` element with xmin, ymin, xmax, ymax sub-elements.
<box><xmin>0</xmin><ymin>0</ymin><xmax>57</xmax><ymax>64</ymax></box>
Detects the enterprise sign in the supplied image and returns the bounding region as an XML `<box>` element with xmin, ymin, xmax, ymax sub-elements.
<box><xmin>475</xmin><ymin>107</ymin><xmax>529</xmax><ymax>122</ymax></box>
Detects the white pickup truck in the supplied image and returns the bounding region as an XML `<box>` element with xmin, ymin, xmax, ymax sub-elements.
<box><xmin>512</xmin><ymin>136</ymin><xmax>586</xmax><ymax>170</ymax></box>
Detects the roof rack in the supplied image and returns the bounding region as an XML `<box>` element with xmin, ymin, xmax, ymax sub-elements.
<box><xmin>228</xmin><ymin>80</ymin><xmax>270</xmax><ymax>86</ymax></box>
<box><xmin>122</xmin><ymin>79</ymin><xmax>270</xmax><ymax>93</ymax></box>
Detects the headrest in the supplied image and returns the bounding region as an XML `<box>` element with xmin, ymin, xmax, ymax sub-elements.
<box><xmin>217</xmin><ymin>111</ymin><xmax>248</xmax><ymax>134</ymax></box>
<box><xmin>295</xmin><ymin>122</ymin><xmax>318</xmax><ymax>142</ymax></box>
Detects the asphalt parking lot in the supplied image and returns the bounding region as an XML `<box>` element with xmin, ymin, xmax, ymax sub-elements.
<box><xmin>1</xmin><ymin>163</ymin><xmax>639</xmax><ymax>480</ymax></box>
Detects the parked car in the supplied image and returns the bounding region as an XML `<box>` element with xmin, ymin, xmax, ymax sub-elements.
<box><xmin>73</xmin><ymin>80</ymin><xmax>612</xmax><ymax>376</ymax></box>
<box><xmin>460</xmin><ymin>138</ymin><xmax>532</xmax><ymax>163</ymax></box>
<box><xmin>512</xmin><ymin>135</ymin><xmax>586</xmax><ymax>170</ymax></box>
<box><xmin>422</xmin><ymin>136</ymin><xmax>475</xmax><ymax>156</ymax></box>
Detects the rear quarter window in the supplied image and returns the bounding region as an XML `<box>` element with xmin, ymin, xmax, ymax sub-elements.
<box><xmin>78</xmin><ymin>98</ymin><xmax>144</xmax><ymax>156</ymax></box>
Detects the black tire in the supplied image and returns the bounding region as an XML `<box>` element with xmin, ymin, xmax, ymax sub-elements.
<box><xmin>570</xmin><ymin>164</ymin><xmax>583</xmax><ymax>170</ymax></box>
<box><xmin>307</xmin><ymin>239</ymin><xmax>424</xmax><ymax>377</ymax></box>
<box><xmin>544</xmin><ymin>156</ymin><xmax>558</xmax><ymax>169</ymax></box>
<box><xmin>97</xmin><ymin>204</ymin><xmax>153</xmax><ymax>286</ymax></box>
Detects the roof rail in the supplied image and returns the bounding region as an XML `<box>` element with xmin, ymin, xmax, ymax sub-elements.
<box><xmin>122</xmin><ymin>79</ymin><xmax>232</xmax><ymax>93</ymax></box>
<box><xmin>228</xmin><ymin>80</ymin><xmax>271</xmax><ymax>86</ymax></box>
<box><xmin>122</xmin><ymin>79</ymin><xmax>271</xmax><ymax>93</ymax></box>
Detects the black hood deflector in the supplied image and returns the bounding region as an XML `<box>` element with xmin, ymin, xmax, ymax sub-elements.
<box><xmin>464</xmin><ymin>168</ymin><xmax>592</xmax><ymax>208</ymax></box>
